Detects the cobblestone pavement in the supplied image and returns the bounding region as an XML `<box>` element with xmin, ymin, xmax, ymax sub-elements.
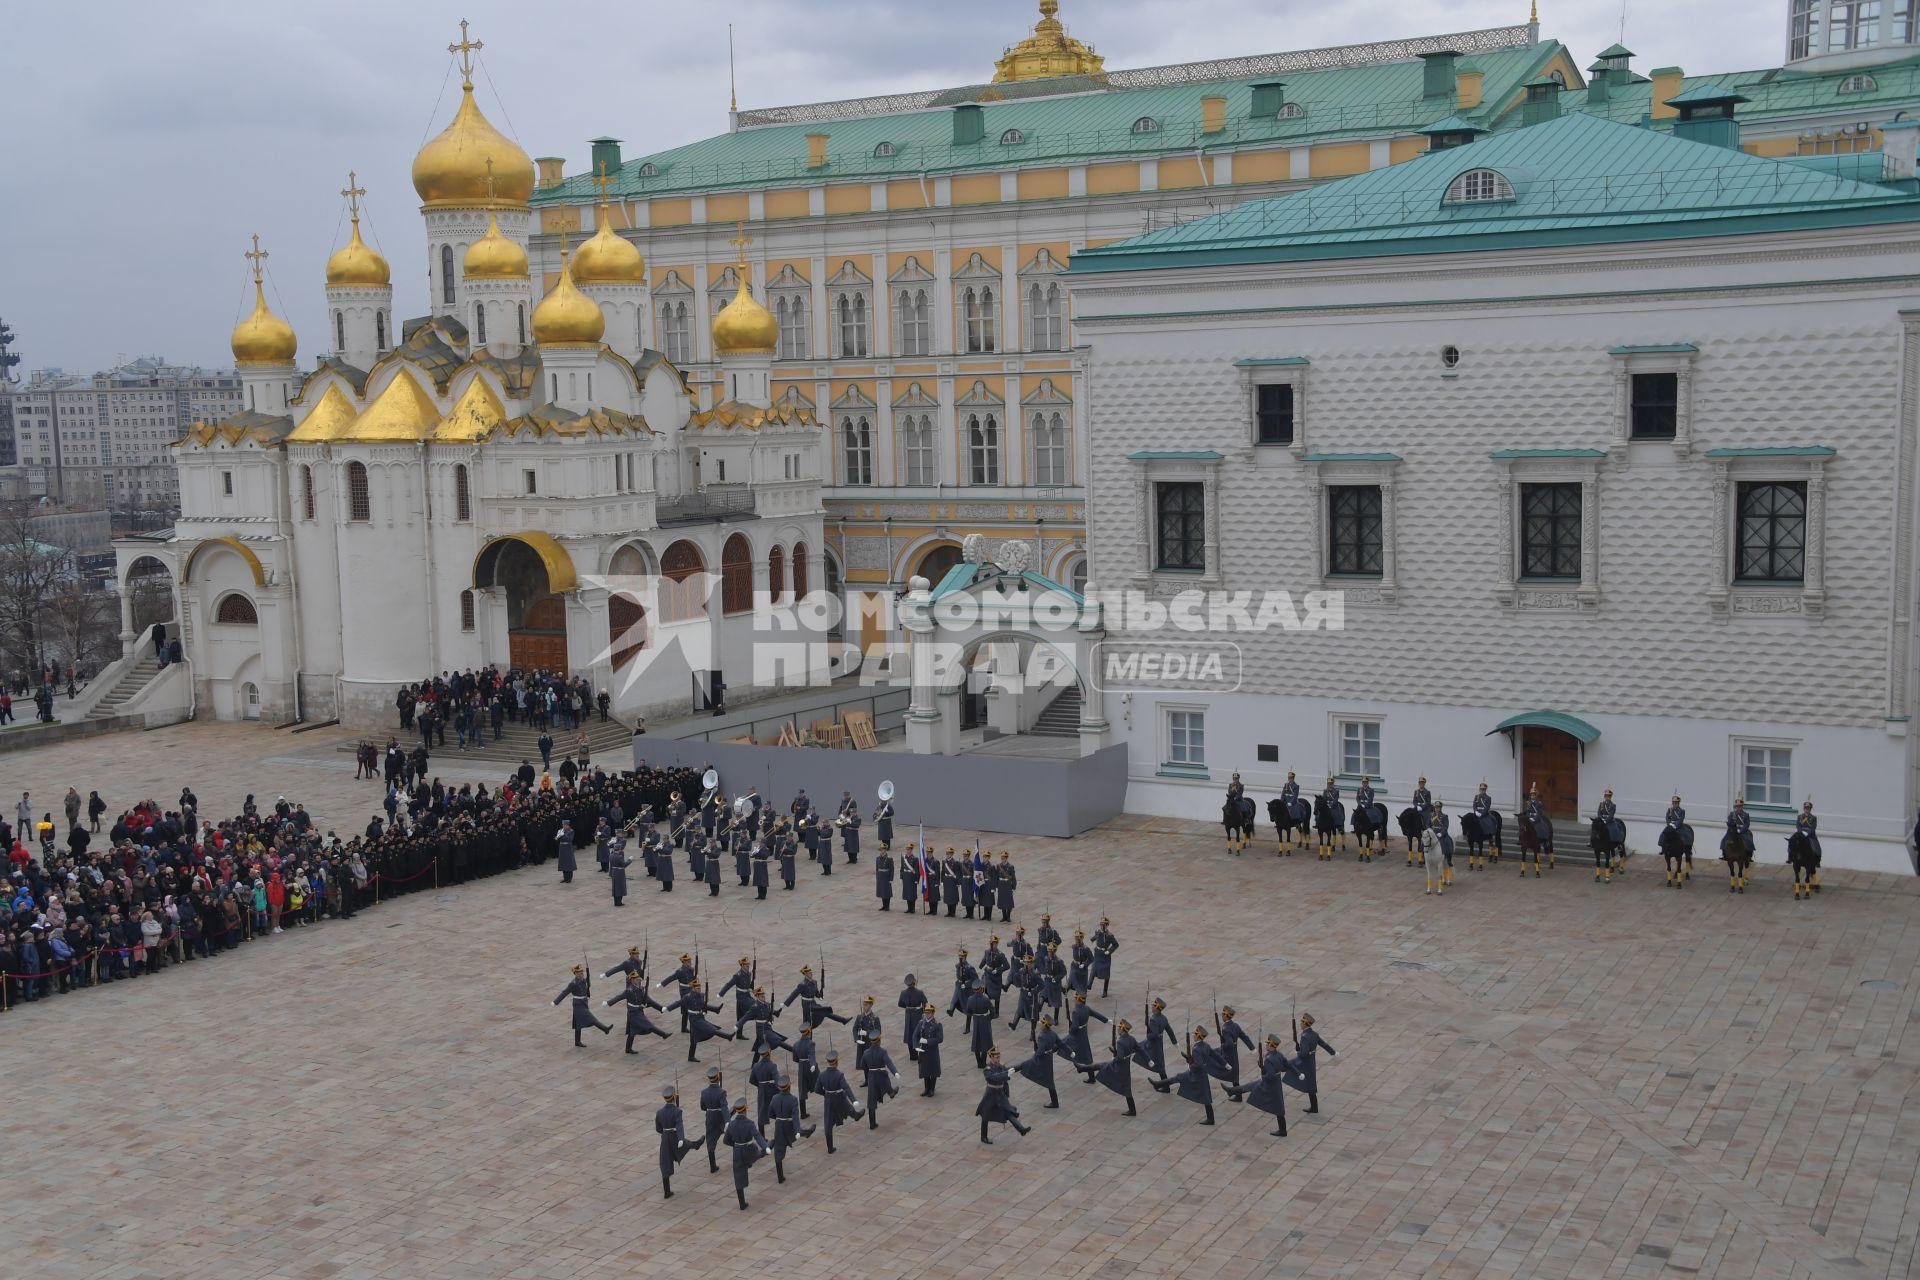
<box><xmin>4</xmin><ymin>723</ymin><xmax>1919</xmax><ymax>1280</ymax></box>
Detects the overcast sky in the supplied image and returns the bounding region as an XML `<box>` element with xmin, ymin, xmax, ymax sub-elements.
<box><xmin>0</xmin><ymin>0</ymin><xmax>1782</xmax><ymax>374</ymax></box>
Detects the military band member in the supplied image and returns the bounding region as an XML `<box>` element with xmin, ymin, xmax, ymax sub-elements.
<box><xmin>852</xmin><ymin>994</ymin><xmax>882</xmax><ymax>1048</ymax></box>
<box><xmin>602</xmin><ymin>945</ymin><xmax>644</xmax><ymax>981</ymax></box>
<box><xmin>1087</xmin><ymin>1017</ymin><xmax>1141</xmax><ymax>1115</ymax></box>
<box><xmin>1294</xmin><ymin>1012</ymin><xmax>1336</xmax><ymax>1114</ymax></box>
<box><xmin>782</xmin><ymin>965</ymin><xmax>850</xmax><ymax>1028</ymax></box>
<box><xmin>1206</xmin><ymin>1005</ymin><xmax>1250</xmax><ymax>1088</ymax></box>
<box><xmin>656</xmin><ymin>838</ymin><xmax>675</xmax><ymax>892</ymax></box>
<box><xmin>698</xmin><ymin>1067</ymin><xmax>728</xmax><ymax>1172</ymax></box>
<box><xmin>656</xmin><ymin>1085</ymin><xmax>694</xmax><ymax>1199</ymax></box>
<box><xmin>858</xmin><ymin>1032</ymin><xmax>901</xmax><ymax>1129</ymax></box>
<box><xmin>688</xmin><ymin>827</ymin><xmax>707</xmax><ymax>885</ymax></box>
<box><xmin>1150</xmin><ymin>1025</ymin><xmax>1225</xmax><ymax>1125</ymax></box>
<box><xmin>778</xmin><ymin>828</ymin><xmax>798</xmax><ymax>891</ymax></box>
<box><xmin>1225</xmin><ymin>1034</ymin><xmax>1305</xmax><ymax>1137</ymax></box>
<box><xmin>767</xmin><ymin>1076</ymin><xmax>814</xmax><ymax>1184</ymax></box>
<box><xmin>1016</xmin><ymin>1014</ymin><xmax>1069</xmax><ymax>1109</ymax></box>
<box><xmin>1143</xmin><ymin>997</ymin><xmax>1176</xmax><ymax>1079</ymax></box>
<box><xmin>897</xmin><ymin>974</ymin><xmax>928</xmax><ymax>1059</ymax></box>
<box><xmin>606</xmin><ymin>971</ymin><xmax>672</xmax><ymax>1052</ymax></box>
<box><xmin>1068</xmin><ymin>929</ymin><xmax>1094</xmax><ymax>995</ymax></box>
<box><xmin>749</xmin><ymin>1046</ymin><xmax>780</xmax><ymax>1134</ymax></box>
<box><xmin>966</xmin><ymin>982</ymin><xmax>997</xmax><ymax>1067</ymax></box>
<box><xmin>595</xmin><ymin>817</ymin><xmax>612</xmax><ymax>875</ymax></box>
<box><xmin>875</xmin><ymin>793</ymin><xmax>895</xmax><ymax>851</ymax></box>
<box><xmin>752</xmin><ymin>841</ymin><xmax>772</xmax><ymax>899</ymax></box>
<box><xmin>811</xmin><ymin>807</ymin><xmax>832</xmax><ymax>876</ymax></box>
<box><xmin>1066</xmin><ymin>991</ymin><xmax>1110</xmax><ymax>1069</ymax></box>
<box><xmin>981</xmin><ymin>935</ymin><xmax>1011</xmax><ymax>1017</ymax></box>
<box><xmin>658</xmin><ymin>953</ymin><xmax>697</xmax><ymax>1032</ymax></box>
<box><xmin>915</xmin><ymin>1001</ymin><xmax>945</xmax><ymax>1095</ymax></box>
<box><xmin>667</xmin><ymin>791</ymin><xmax>687</xmax><ymax>848</ymax></box>
<box><xmin>977</xmin><ymin>1047</ymin><xmax>1031</xmax><ymax>1143</ymax></box>
<box><xmin>554</xmin><ymin>964</ymin><xmax>612</xmax><ymax>1046</ymax></box>
<box><xmin>946</xmin><ymin>948</ymin><xmax>979</xmax><ymax>1019</ymax></box>
<box><xmin>814</xmin><ymin>1049</ymin><xmax>860</xmax><ymax>1154</ymax></box>
<box><xmin>1091</xmin><ymin>917</ymin><xmax>1120</xmax><ymax>997</ymax></box>
<box><xmin>874</xmin><ymin>848</ymin><xmax>895</xmax><ymax>910</ymax></box>
<box><xmin>703</xmin><ymin>835</ymin><xmax>722</xmax><ymax>896</ymax></box>
<box><xmin>734</xmin><ymin>826</ymin><xmax>752</xmax><ymax>886</ymax></box>
<box><xmin>839</xmin><ymin>801</ymin><xmax>861</xmax><ymax>865</ymax></box>
<box><xmin>722</xmin><ymin>1098</ymin><xmax>767</xmax><ymax>1210</ymax></box>
<box><xmin>995</xmin><ymin>851</ymin><xmax>1017</xmax><ymax>921</ymax></box>
<box><xmin>789</xmin><ymin>788</ymin><xmax>810</xmax><ymax>826</ymax></box>
<box><xmin>784</xmin><ymin>1025</ymin><xmax>819</xmax><ymax>1119</ymax></box>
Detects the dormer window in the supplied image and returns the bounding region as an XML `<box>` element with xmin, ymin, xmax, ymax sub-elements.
<box><xmin>637</xmin><ymin>162</ymin><xmax>659</xmax><ymax>177</ymax></box>
<box><xmin>1443</xmin><ymin>168</ymin><xmax>1515</xmax><ymax>204</ymax></box>
<box><xmin>1000</xmin><ymin>128</ymin><xmax>1026</xmax><ymax>145</ymax></box>
<box><xmin>1131</xmin><ymin>116</ymin><xmax>1160</xmax><ymax>134</ymax></box>
<box><xmin>1838</xmin><ymin>73</ymin><xmax>1879</xmax><ymax>94</ymax></box>
<box><xmin>1277</xmin><ymin>102</ymin><xmax>1305</xmax><ymax>118</ymax></box>
<box><xmin>873</xmin><ymin>141</ymin><xmax>896</xmax><ymax>157</ymax></box>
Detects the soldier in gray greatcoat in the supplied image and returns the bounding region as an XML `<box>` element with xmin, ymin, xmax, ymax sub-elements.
<box><xmin>608</xmin><ymin>835</ymin><xmax>632</xmax><ymax>906</ymax></box>
<box><xmin>554</xmin><ymin>820</ymin><xmax>577</xmax><ymax>884</ymax></box>
<box><xmin>897</xmin><ymin>974</ymin><xmax>927</xmax><ymax>1059</ymax></box>
<box><xmin>977</xmin><ymin>1047</ymin><xmax>1031</xmax><ymax>1143</ymax></box>
<box><xmin>723</xmin><ymin>1098</ymin><xmax>768</xmax><ymax>1210</ymax></box>
<box><xmin>766</xmin><ymin>1076</ymin><xmax>813</xmax><ymax>1184</ymax></box>
<box><xmin>552</xmin><ymin>964</ymin><xmax>611</xmax><ymax>1046</ymax></box>
<box><xmin>914</xmin><ymin>1001</ymin><xmax>944</xmax><ymax>1095</ymax></box>
<box><xmin>656</xmin><ymin>1086</ymin><xmax>693</xmax><ymax>1199</ymax></box>
<box><xmin>605</xmin><ymin>971</ymin><xmax>671</xmax><ymax>1052</ymax></box>
<box><xmin>813</xmin><ymin>1049</ymin><xmax>861</xmax><ymax>1154</ymax></box>
<box><xmin>697</xmin><ymin>1067</ymin><xmax>728</xmax><ymax>1172</ymax></box>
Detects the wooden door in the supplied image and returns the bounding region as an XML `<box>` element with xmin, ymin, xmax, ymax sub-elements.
<box><xmin>1521</xmin><ymin>726</ymin><xmax>1579</xmax><ymax>821</ymax></box>
<box><xmin>510</xmin><ymin>632</ymin><xmax>568</xmax><ymax>675</ymax></box>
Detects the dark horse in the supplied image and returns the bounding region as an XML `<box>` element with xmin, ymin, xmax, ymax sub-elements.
<box><xmin>1313</xmin><ymin>795</ymin><xmax>1346</xmax><ymax>859</ymax></box>
<box><xmin>1461</xmin><ymin>809</ymin><xmax>1502</xmax><ymax>869</ymax></box>
<box><xmin>1268</xmin><ymin>796</ymin><xmax>1311</xmax><ymax>856</ymax></box>
<box><xmin>1657</xmin><ymin>818</ymin><xmax>1694</xmax><ymax>888</ymax></box>
<box><xmin>1396</xmin><ymin>806</ymin><xmax>1426</xmax><ymax>867</ymax></box>
<box><xmin>1221</xmin><ymin>796</ymin><xmax>1256</xmax><ymax>856</ymax></box>
<box><xmin>1787</xmin><ymin>828</ymin><xmax>1822</xmax><ymax>900</ymax></box>
<box><xmin>1720</xmin><ymin>821</ymin><xmax>1756</xmax><ymax>894</ymax></box>
<box><xmin>1352</xmin><ymin>802</ymin><xmax>1389</xmax><ymax>863</ymax></box>
<box><xmin>1518</xmin><ymin>808</ymin><xmax>1554</xmax><ymax>877</ymax></box>
<box><xmin>1588</xmin><ymin>815</ymin><xmax>1626</xmax><ymax>883</ymax></box>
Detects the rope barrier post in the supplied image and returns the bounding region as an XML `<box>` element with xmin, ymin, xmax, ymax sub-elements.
<box><xmin>434</xmin><ymin>857</ymin><xmax>439</xmax><ymax>890</ymax></box>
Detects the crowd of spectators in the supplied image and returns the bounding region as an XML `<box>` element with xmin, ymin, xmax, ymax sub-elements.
<box><xmin>394</xmin><ymin>668</ymin><xmax>611</xmax><ymax>753</ymax></box>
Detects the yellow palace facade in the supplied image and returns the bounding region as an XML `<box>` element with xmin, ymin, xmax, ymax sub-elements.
<box><xmin>527</xmin><ymin>3</ymin><xmax>1578</xmax><ymax>649</ymax></box>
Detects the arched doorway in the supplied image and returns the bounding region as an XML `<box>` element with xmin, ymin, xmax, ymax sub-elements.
<box><xmin>241</xmin><ymin>682</ymin><xmax>261</xmax><ymax>720</ymax></box>
<box><xmin>122</xmin><ymin>554</ymin><xmax>176</xmax><ymax>635</ymax></box>
<box><xmin>916</xmin><ymin>542</ymin><xmax>962</xmax><ymax>586</ymax></box>
<box><xmin>660</xmin><ymin>540</ymin><xmax>706</xmax><ymax>623</ymax></box>
<box><xmin>475</xmin><ymin>534</ymin><xmax>577</xmax><ymax>674</ymax></box>
<box><xmin>606</xmin><ymin>543</ymin><xmax>651</xmax><ymax>671</ymax></box>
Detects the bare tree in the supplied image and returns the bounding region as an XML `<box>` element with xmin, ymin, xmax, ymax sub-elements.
<box><xmin>0</xmin><ymin>499</ymin><xmax>70</xmax><ymax>679</ymax></box>
<box><xmin>46</xmin><ymin>587</ymin><xmax>117</xmax><ymax>677</ymax></box>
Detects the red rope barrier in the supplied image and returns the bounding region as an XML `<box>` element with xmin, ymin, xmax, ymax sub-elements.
<box><xmin>375</xmin><ymin>859</ymin><xmax>438</xmax><ymax>886</ymax></box>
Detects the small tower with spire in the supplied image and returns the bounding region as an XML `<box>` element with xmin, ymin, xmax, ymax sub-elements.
<box><xmin>570</xmin><ymin>161</ymin><xmax>650</xmax><ymax>361</ymax></box>
<box><xmin>232</xmin><ymin>235</ymin><xmax>298</xmax><ymax>416</ymax></box>
<box><xmin>459</xmin><ymin>159</ymin><xmax>535</xmax><ymax>355</ymax></box>
<box><xmin>324</xmin><ymin>172</ymin><xmax>393</xmax><ymax>371</ymax></box>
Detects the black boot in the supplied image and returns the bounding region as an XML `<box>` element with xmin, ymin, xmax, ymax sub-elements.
<box><xmin>1045</xmin><ymin>1088</ymin><xmax>1059</xmax><ymax>1109</ymax></box>
<box><xmin>927</xmin><ymin>1080</ymin><xmax>936</xmax><ymax>1096</ymax></box>
<box><xmin>1201</xmin><ymin>1105</ymin><xmax>1215</xmax><ymax>1126</ymax></box>
<box><xmin>1307</xmin><ymin>1095</ymin><xmax>1319</xmax><ymax>1114</ymax></box>
<box><xmin>625</xmin><ymin>1035</ymin><xmax>637</xmax><ymax>1054</ymax></box>
<box><xmin>980</xmin><ymin>1119</ymin><xmax>992</xmax><ymax>1145</ymax></box>
<box><xmin>1274</xmin><ymin>1120</ymin><xmax>1288</xmax><ymax>1137</ymax></box>
<box><xmin>662</xmin><ymin>1177</ymin><xmax>672</xmax><ymax>1200</ymax></box>
<box><xmin>1014</xmin><ymin>1121</ymin><xmax>1031</xmax><ymax>1136</ymax></box>
<box><xmin>1124</xmin><ymin>1097</ymin><xmax>1137</xmax><ymax>1116</ymax></box>
<box><xmin>737</xmin><ymin>1188</ymin><xmax>748</xmax><ymax>1211</ymax></box>
<box><xmin>776</xmin><ymin>1161</ymin><xmax>785</xmax><ymax>1184</ymax></box>
<box><xmin>574</xmin><ymin>1030</ymin><xmax>584</xmax><ymax>1047</ymax></box>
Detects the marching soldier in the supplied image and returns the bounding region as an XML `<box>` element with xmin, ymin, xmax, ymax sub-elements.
<box><xmin>1294</xmin><ymin>1012</ymin><xmax>1336</xmax><ymax>1114</ymax></box>
<box><xmin>718</xmin><ymin>956</ymin><xmax>757</xmax><ymax>1024</ymax></box>
<box><xmin>1143</xmin><ymin>997</ymin><xmax>1176</xmax><ymax>1079</ymax></box>
<box><xmin>1091</xmin><ymin>917</ymin><xmax>1119</xmax><ymax>997</ymax></box>
<box><xmin>858</xmin><ymin>1031</ymin><xmax>900</xmax><ymax>1130</ymax></box>
<box><xmin>915</xmin><ymin>1000</ymin><xmax>945</xmax><ymax>1095</ymax></box>
<box><xmin>1065</xmin><ymin>991</ymin><xmax>1109</xmax><ymax>1070</ymax></box>
<box><xmin>669</xmin><ymin>978</ymin><xmax>739</xmax><ymax>1063</ymax></box>
<box><xmin>606</xmin><ymin>971</ymin><xmax>672</xmax><ymax>1053</ymax></box>
<box><xmin>723</xmin><ymin>1097</ymin><xmax>768</xmax><ymax>1210</ymax></box>
<box><xmin>995</xmin><ymin>851</ymin><xmax>1017</xmax><ymax>922</ymax></box>
<box><xmin>1007</xmin><ymin>952</ymin><xmax>1042</xmax><ymax>1039</ymax></box>
<box><xmin>980</xmin><ymin>935</ymin><xmax>1010</xmax><ymax>1018</ymax></box>
<box><xmin>1040</xmin><ymin>941</ymin><xmax>1068</xmax><ymax>1022</ymax></box>
<box><xmin>749</xmin><ymin>1046</ymin><xmax>780</xmax><ymax>1133</ymax></box>
<box><xmin>602</xmin><ymin>945</ymin><xmax>644</xmax><ymax>981</ymax></box>
<box><xmin>782</xmin><ymin>964</ymin><xmax>850</xmax><ymax>1028</ymax></box>
<box><xmin>897</xmin><ymin>974</ymin><xmax>928</xmax><ymax>1061</ymax></box>
<box><xmin>852</xmin><ymin>994</ymin><xmax>882</xmax><ymax>1048</ymax></box>
<box><xmin>946</xmin><ymin>948</ymin><xmax>978</xmax><ymax>1019</ymax></box>
<box><xmin>766</xmin><ymin>1076</ymin><xmax>813</xmax><ymax>1184</ymax></box>
<box><xmin>965</xmin><ymin>982</ymin><xmax>996</xmax><ymax>1068</ymax></box>
<box><xmin>657</xmin><ymin>953</ymin><xmax>697</xmax><ymax>1032</ymax></box>
<box><xmin>1016</xmin><ymin>1014</ymin><xmax>1069</xmax><ymax>1109</ymax></box>
<box><xmin>1150</xmin><ymin>1025</ymin><xmax>1225</xmax><ymax>1126</ymax></box>
<box><xmin>874</xmin><ymin>847</ymin><xmax>895</xmax><ymax>910</ymax></box>
<box><xmin>737</xmin><ymin>987</ymin><xmax>788</xmax><ymax>1055</ymax></box>
<box><xmin>1217</xmin><ymin>1004</ymin><xmax>1255</xmax><ymax>1088</ymax></box>
<box><xmin>697</xmin><ymin>1067</ymin><xmax>728</xmax><ymax>1172</ymax></box>
<box><xmin>1085</xmin><ymin>1017</ymin><xmax>1141</xmax><ymax>1116</ymax></box>
<box><xmin>977</xmin><ymin>1047</ymin><xmax>1031</xmax><ymax>1143</ymax></box>
<box><xmin>1225</xmin><ymin>1034</ymin><xmax>1305</xmax><ymax>1137</ymax></box>
<box><xmin>1068</xmin><ymin>929</ymin><xmax>1094</xmax><ymax>995</ymax></box>
<box><xmin>813</xmin><ymin>1048</ymin><xmax>860</xmax><ymax>1154</ymax></box>
<box><xmin>1037</xmin><ymin>913</ymin><xmax>1063</xmax><ymax>953</ymax></box>
<box><xmin>553</xmin><ymin>964</ymin><xmax>612</xmax><ymax>1046</ymax></box>
<box><xmin>783</xmin><ymin>1025</ymin><xmax>819</xmax><ymax>1119</ymax></box>
<box><xmin>1009</xmin><ymin>924</ymin><xmax>1034</xmax><ymax>965</ymax></box>
<box><xmin>656</xmin><ymin>1085</ymin><xmax>694</xmax><ymax>1199</ymax></box>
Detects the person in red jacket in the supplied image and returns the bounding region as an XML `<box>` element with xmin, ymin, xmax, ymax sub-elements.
<box><xmin>266</xmin><ymin>871</ymin><xmax>286</xmax><ymax>935</ymax></box>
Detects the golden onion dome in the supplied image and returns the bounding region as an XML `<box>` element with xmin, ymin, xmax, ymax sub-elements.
<box><xmin>325</xmin><ymin>217</ymin><xmax>391</xmax><ymax>287</ymax></box>
<box><xmin>411</xmin><ymin>82</ymin><xmax>535</xmax><ymax>208</ymax></box>
<box><xmin>231</xmin><ymin>280</ymin><xmax>298</xmax><ymax>365</ymax></box>
<box><xmin>711</xmin><ymin>272</ymin><xmax>778</xmax><ymax>357</ymax></box>
<box><xmin>463</xmin><ymin>209</ymin><xmax>528</xmax><ymax>279</ymax></box>
<box><xmin>993</xmin><ymin>0</ymin><xmax>1104</xmax><ymax>84</ymax></box>
<box><xmin>571</xmin><ymin>207</ymin><xmax>646</xmax><ymax>285</ymax></box>
<box><xmin>530</xmin><ymin>250</ymin><xmax>605</xmax><ymax>345</ymax></box>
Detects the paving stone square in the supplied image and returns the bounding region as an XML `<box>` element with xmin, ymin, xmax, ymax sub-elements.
<box><xmin>2</xmin><ymin>723</ymin><xmax>1917</xmax><ymax>1280</ymax></box>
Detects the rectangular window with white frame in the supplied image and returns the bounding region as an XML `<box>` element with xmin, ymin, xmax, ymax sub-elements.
<box><xmin>1336</xmin><ymin>717</ymin><xmax>1381</xmax><ymax>779</ymax></box>
<box><xmin>1237</xmin><ymin>357</ymin><xmax>1308</xmax><ymax>454</ymax></box>
<box><xmin>1706</xmin><ymin>449</ymin><xmax>1829</xmax><ymax>616</ymax></box>
<box><xmin>1163</xmin><ymin>706</ymin><xmax>1206</xmax><ymax>771</ymax></box>
<box><xmin>1737</xmin><ymin>740</ymin><xmax>1793</xmax><ymax>809</ymax></box>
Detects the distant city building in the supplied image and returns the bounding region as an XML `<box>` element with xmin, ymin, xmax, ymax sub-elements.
<box><xmin>2</xmin><ymin>356</ymin><xmax>243</xmax><ymax>508</ymax></box>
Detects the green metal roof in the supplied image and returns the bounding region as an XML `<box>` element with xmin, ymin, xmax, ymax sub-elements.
<box><xmin>1596</xmin><ymin>44</ymin><xmax>1635</xmax><ymax>60</ymax></box>
<box><xmin>532</xmin><ymin>41</ymin><xmax>1568</xmax><ymax>203</ymax></box>
<box><xmin>1488</xmin><ymin>710</ymin><xmax>1601</xmax><ymax>743</ymax></box>
<box><xmin>1663</xmin><ymin>84</ymin><xmax>1750</xmax><ymax>107</ymax></box>
<box><xmin>1489</xmin><ymin>447</ymin><xmax>1608</xmax><ymax>458</ymax></box>
<box><xmin>1073</xmin><ymin>110</ymin><xmax>1920</xmax><ymax>271</ymax></box>
<box><xmin>1526</xmin><ymin>49</ymin><xmax>1920</xmax><ymax>132</ymax></box>
<box><xmin>1702</xmin><ymin>445</ymin><xmax>1836</xmax><ymax>457</ymax></box>
<box><xmin>928</xmin><ymin>561</ymin><xmax>1084</xmax><ymax>604</ymax></box>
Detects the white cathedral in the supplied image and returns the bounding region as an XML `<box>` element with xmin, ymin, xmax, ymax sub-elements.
<box><xmin>118</xmin><ymin>40</ymin><xmax>829</xmax><ymax>727</ymax></box>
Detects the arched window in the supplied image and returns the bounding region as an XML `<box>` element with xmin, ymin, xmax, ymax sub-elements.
<box><xmin>963</xmin><ymin>286</ymin><xmax>996</xmax><ymax>353</ymax></box>
<box><xmin>836</xmin><ymin>292</ymin><xmax>869</xmax><ymax>357</ymax></box>
<box><xmin>662</xmin><ymin>300</ymin><xmax>691</xmax><ymax>363</ymax></box>
<box><xmin>474</xmin><ymin>302</ymin><xmax>487</xmax><ymax>346</ymax></box>
<box><xmin>214</xmin><ymin>594</ymin><xmax>258</xmax><ymax>625</ymax></box>
<box><xmin>1839</xmin><ymin>73</ymin><xmax>1879</xmax><ymax>94</ymax></box>
<box><xmin>720</xmin><ymin>534</ymin><xmax>753</xmax><ymax>614</ymax></box>
<box><xmin>1031</xmin><ymin>411</ymin><xmax>1067</xmax><ymax>486</ymax></box>
<box><xmin>638</xmin><ymin>162</ymin><xmax>659</xmax><ymax>177</ymax></box>
<box><xmin>301</xmin><ymin>464</ymin><xmax>315</xmax><ymax>520</ymax></box>
<box><xmin>660</xmin><ymin>539</ymin><xmax>706</xmax><ymax>622</ymax></box>
<box><xmin>346</xmin><ymin>461</ymin><xmax>370</xmax><ymax>522</ymax></box>
<box><xmin>967</xmin><ymin>413</ymin><xmax>1000</xmax><ymax>485</ymax></box>
<box><xmin>776</xmin><ymin>296</ymin><xmax>809</xmax><ymax>360</ymax></box>
<box><xmin>1027</xmin><ymin>281</ymin><xmax>1063</xmax><ymax>350</ymax></box>
<box><xmin>901</xmin><ymin>414</ymin><xmax>935</xmax><ymax>486</ymax></box>
<box><xmin>1443</xmin><ymin>168</ymin><xmax>1515</xmax><ymax>204</ymax></box>
<box><xmin>1277</xmin><ymin>102</ymin><xmax>1305</xmax><ymax>118</ymax></box>
<box><xmin>768</xmin><ymin>544</ymin><xmax>786</xmax><ymax>601</ymax></box>
<box><xmin>440</xmin><ymin>244</ymin><xmax>455</xmax><ymax>305</ymax></box>
<box><xmin>376</xmin><ymin>311</ymin><xmax>387</xmax><ymax>350</ymax></box>
<box><xmin>517</xmin><ymin>303</ymin><xmax>526</xmax><ymax>346</ymax></box>
<box><xmin>841</xmin><ymin>415</ymin><xmax>873</xmax><ymax>485</ymax></box>
<box><xmin>454</xmin><ymin>464</ymin><xmax>471</xmax><ymax>522</ymax></box>
<box><xmin>792</xmin><ymin>542</ymin><xmax>809</xmax><ymax>598</ymax></box>
<box><xmin>1000</xmin><ymin>128</ymin><xmax>1025</xmax><ymax>145</ymax></box>
<box><xmin>897</xmin><ymin>288</ymin><xmax>930</xmax><ymax>356</ymax></box>
<box><xmin>1131</xmin><ymin>116</ymin><xmax>1160</xmax><ymax>134</ymax></box>
<box><xmin>334</xmin><ymin>311</ymin><xmax>345</xmax><ymax>352</ymax></box>
<box><xmin>874</xmin><ymin>141</ymin><xmax>896</xmax><ymax>157</ymax></box>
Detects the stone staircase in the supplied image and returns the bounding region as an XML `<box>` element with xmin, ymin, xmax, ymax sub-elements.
<box><xmin>85</xmin><ymin>653</ymin><xmax>164</xmax><ymax>721</ymax></box>
<box><xmin>1030</xmin><ymin>686</ymin><xmax>1082</xmax><ymax>737</ymax></box>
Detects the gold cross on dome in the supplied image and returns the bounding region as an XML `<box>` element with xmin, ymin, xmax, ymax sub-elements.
<box><xmin>728</xmin><ymin>221</ymin><xmax>751</xmax><ymax>265</ymax></box>
<box><xmin>341</xmin><ymin>171</ymin><xmax>366</xmax><ymax>221</ymax></box>
<box><xmin>449</xmin><ymin>19</ymin><xmax>483</xmax><ymax>86</ymax></box>
<box><xmin>244</xmin><ymin>234</ymin><xmax>268</xmax><ymax>284</ymax></box>
<box><xmin>592</xmin><ymin>160</ymin><xmax>616</xmax><ymax>200</ymax></box>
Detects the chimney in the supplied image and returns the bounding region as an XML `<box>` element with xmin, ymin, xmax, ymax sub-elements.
<box><xmin>1455</xmin><ymin>69</ymin><xmax>1484</xmax><ymax>110</ymax></box>
<box><xmin>1883</xmin><ymin>119</ymin><xmax>1920</xmax><ymax>183</ymax></box>
<box><xmin>1250</xmin><ymin>81</ymin><xmax>1287</xmax><ymax>117</ymax></box>
<box><xmin>1587</xmin><ymin>61</ymin><xmax>1612</xmax><ymax>105</ymax></box>
<box><xmin>1521</xmin><ymin>76</ymin><xmax>1563</xmax><ymax>126</ymax></box>
<box><xmin>1667</xmin><ymin>86</ymin><xmax>1749</xmax><ymax>150</ymax></box>
<box><xmin>589</xmin><ymin>136</ymin><xmax>623</xmax><ymax>176</ymax></box>
<box><xmin>953</xmin><ymin>104</ymin><xmax>985</xmax><ymax>145</ymax></box>
<box><xmin>1419</xmin><ymin>116</ymin><xmax>1487</xmax><ymax>153</ymax></box>
<box><xmin>1650</xmin><ymin>66</ymin><xmax>1684</xmax><ymax>120</ymax></box>
<box><xmin>1201</xmin><ymin>95</ymin><xmax>1227</xmax><ymax>133</ymax></box>
<box><xmin>535</xmin><ymin>157</ymin><xmax>566</xmax><ymax>191</ymax></box>
<box><xmin>807</xmin><ymin>133</ymin><xmax>830</xmax><ymax>167</ymax></box>
<box><xmin>1420</xmin><ymin>50</ymin><xmax>1461</xmax><ymax>100</ymax></box>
